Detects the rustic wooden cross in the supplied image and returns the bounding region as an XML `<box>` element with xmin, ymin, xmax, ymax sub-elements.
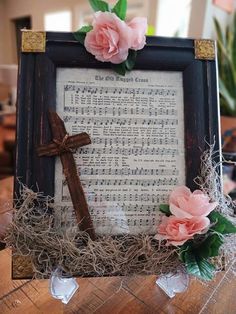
<box><xmin>37</xmin><ymin>110</ymin><xmax>96</xmax><ymax>240</ymax></box>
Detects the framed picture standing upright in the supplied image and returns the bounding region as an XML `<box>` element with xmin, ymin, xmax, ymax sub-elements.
<box><xmin>12</xmin><ymin>23</ymin><xmax>224</xmax><ymax>280</ymax></box>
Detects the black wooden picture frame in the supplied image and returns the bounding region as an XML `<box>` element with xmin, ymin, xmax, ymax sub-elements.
<box><xmin>13</xmin><ymin>31</ymin><xmax>220</xmax><ymax>279</ymax></box>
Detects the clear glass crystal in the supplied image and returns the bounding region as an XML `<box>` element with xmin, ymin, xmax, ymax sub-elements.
<box><xmin>49</xmin><ymin>269</ymin><xmax>79</xmax><ymax>304</ymax></box>
<box><xmin>156</xmin><ymin>269</ymin><xmax>189</xmax><ymax>298</ymax></box>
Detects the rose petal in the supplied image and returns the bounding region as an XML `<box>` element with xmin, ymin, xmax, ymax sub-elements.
<box><xmin>84</xmin><ymin>12</ymin><xmax>131</xmax><ymax>64</ymax></box>
<box><xmin>176</xmin><ymin>196</ymin><xmax>190</xmax><ymax>211</ymax></box>
<box><xmin>187</xmin><ymin>195</ymin><xmax>218</xmax><ymax>217</ymax></box>
<box><xmin>127</xmin><ymin>17</ymin><xmax>147</xmax><ymax>50</ymax></box>
<box><xmin>170</xmin><ymin>203</ymin><xmax>193</xmax><ymax>218</ymax></box>
<box><xmin>155</xmin><ymin>215</ymin><xmax>211</xmax><ymax>247</ymax></box>
<box><xmin>169</xmin><ymin>186</ymin><xmax>191</xmax><ymax>207</ymax></box>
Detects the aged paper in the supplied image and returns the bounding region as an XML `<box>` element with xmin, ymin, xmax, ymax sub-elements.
<box><xmin>55</xmin><ymin>68</ymin><xmax>185</xmax><ymax>235</ymax></box>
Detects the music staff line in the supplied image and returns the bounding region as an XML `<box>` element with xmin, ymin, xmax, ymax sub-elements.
<box><xmin>64</xmin><ymin>106</ymin><xmax>177</xmax><ymax>117</ymax></box>
<box><xmin>78</xmin><ymin>168</ymin><xmax>179</xmax><ymax>176</ymax></box>
<box><xmin>67</xmin><ymin>204</ymin><xmax>165</xmax><ymax>212</ymax></box>
<box><xmin>76</xmin><ymin>147</ymin><xmax>178</xmax><ymax>156</ymax></box>
<box><xmin>76</xmin><ymin>136</ymin><xmax>179</xmax><ymax>146</ymax></box>
<box><xmin>85</xmin><ymin>178</ymin><xmax>178</xmax><ymax>186</ymax></box>
<box><xmin>64</xmin><ymin>210</ymin><xmax>157</xmax><ymax>230</ymax></box>
<box><xmin>93</xmin><ymin>217</ymin><xmax>157</xmax><ymax>227</ymax></box>
<box><xmin>62</xmin><ymin>193</ymin><xmax>168</xmax><ymax>202</ymax></box>
<box><xmin>62</xmin><ymin>177</ymin><xmax>178</xmax><ymax>187</ymax></box>
<box><xmin>64</xmin><ymin>116</ymin><xmax>178</xmax><ymax>126</ymax></box>
<box><xmin>88</xmin><ymin>194</ymin><xmax>168</xmax><ymax>203</ymax></box>
<box><xmin>64</xmin><ymin>84</ymin><xmax>177</xmax><ymax>97</ymax></box>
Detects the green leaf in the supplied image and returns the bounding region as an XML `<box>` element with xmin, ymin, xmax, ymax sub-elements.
<box><xmin>232</xmin><ymin>12</ymin><xmax>236</xmax><ymax>73</ymax></box>
<box><xmin>112</xmin><ymin>62</ymin><xmax>126</xmax><ymax>76</ymax></box>
<box><xmin>73</xmin><ymin>25</ymin><xmax>93</xmax><ymax>44</ymax></box>
<box><xmin>179</xmin><ymin>243</ymin><xmax>191</xmax><ymax>262</ymax></box>
<box><xmin>197</xmin><ymin>234</ymin><xmax>224</xmax><ymax>258</ymax></box>
<box><xmin>77</xmin><ymin>25</ymin><xmax>93</xmax><ymax>33</ymax></box>
<box><xmin>112</xmin><ymin>0</ymin><xmax>127</xmax><ymax>20</ymax></box>
<box><xmin>178</xmin><ymin>242</ymin><xmax>216</xmax><ymax>280</ymax></box>
<box><xmin>219</xmin><ymin>77</ymin><xmax>235</xmax><ymax>113</ymax></box>
<box><xmin>89</xmin><ymin>0</ymin><xmax>109</xmax><ymax>12</ymax></box>
<box><xmin>147</xmin><ymin>25</ymin><xmax>155</xmax><ymax>36</ymax></box>
<box><xmin>214</xmin><ymin>17</ymin><xmax>225</xmax><ymax>47</ymax></box>
<box><xmin>73</xmin><ymin>32</ymin><xmax>86</xmax><ymax>45</ymax></box>
<box><xmin>214</xmin><ymin>14</ymin><xmax>236</xmax><ymax>115</ymax></box>
<box><xmin>125</xmin><ymin>50</ymin><xmax>137</xmax><ymax>71</ymax></box>
<box><xmin>209</xmin><ymin>212</ymin><xmax>236</xmax><ymax>234</ymax></box>
<box><xmin>220</xmin><ymin>60</ymin><xmax>236</xmax><ymax>103</ymax></box>
<box><xmin>185</xmin><ymin>251</ymin><xmax>215</xmax><ymax>281</ymax></box>
<box><xmin>159</xmin><ymin>204</ymin><xmax>171</xmax><ymax>216</ymax></box>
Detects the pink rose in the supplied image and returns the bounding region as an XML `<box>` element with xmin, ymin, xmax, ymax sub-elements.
<box><xmin>155</xmin><ymin>215</ymin><xmax>210</xmax><ymax>246</ymax></box>
<box><xmin>169</xmin><ymin>186</ymin><xmax>218</xmax><ymax>219</ymax></box>
<box><xmin>84</xmin><ymin>12</ymin><xmax>132</xmax><ymax>64</ymax></box>
<box><xmin>127</xmin><ymin>17</ymin><xmax>147</xmax><ymax>50</ymax></box>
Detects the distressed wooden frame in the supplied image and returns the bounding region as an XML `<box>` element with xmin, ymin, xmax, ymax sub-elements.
<box><xmin>13</xmin><ymin>32</ymin><xmax>221</xmax><ymax>279</ymax></box>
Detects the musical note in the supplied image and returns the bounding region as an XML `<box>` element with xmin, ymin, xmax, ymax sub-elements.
<box><xmin>79</xmin><ymin>168</ymin><xmax>179</xmax><ymax>176</ymax></box>
<box><xmin>64</xmin><ymin>116</ymin><xmax>178</xmax><ymax>126</ymax></box>
<box><xmin>89</xmin><ymin>137</ymin><xmax>178</xmax><ymax>146</ymax></box>
<box><xmin>77</xmin><ymin>147</ymin><xmax>178</xmax><ymax>157</ymax></box>
<box><xmin>64</xmin><ymin>84</ymin><xmax>177</xmax><ymax>97</ymax></box>
<box><xmin>64</xmin><ymin>105</ymin><xmax>177</xmax><ymax>117</ymax></box>
<box><xmin>82</xmin><ymin>178</ymin><xmax>179</xmax><ymax>187</ymax></box>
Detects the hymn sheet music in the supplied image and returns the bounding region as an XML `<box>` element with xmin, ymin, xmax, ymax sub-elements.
<box><xmin>55</xmin><ymin>68</ymin><xmax>185</xmax><ymax>235</ymax></box>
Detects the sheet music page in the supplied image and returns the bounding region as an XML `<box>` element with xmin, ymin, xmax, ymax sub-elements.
<box><xmin>55</xmin><ymin>68</ymin><xmax>185</xmax><ymax>235</ymax></box>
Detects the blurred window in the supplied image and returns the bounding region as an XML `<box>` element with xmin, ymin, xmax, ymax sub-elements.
<box><xmin>44</xmin><ymin>11</ymin><xmax>72</xmax><ymax>31</ymax></box>
<box><xmin>156</xmin><ymin>0</ymin><xmax>192</xmax><ymax>37</ymax></box>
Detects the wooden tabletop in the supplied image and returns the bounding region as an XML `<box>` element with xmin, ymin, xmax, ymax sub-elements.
<box><xmin>0</xmin><ymin>177</ymin><xmax>236</xmax><ymax>313</ymax></box>
<box><xmin>0</xmin><ymin>176</ymin><xmax>13</xmax><ymax>203</ymax></box>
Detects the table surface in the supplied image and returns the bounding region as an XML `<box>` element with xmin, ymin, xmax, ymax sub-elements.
<box><xmin>0</xmin><ymin>177</ymin><xmax>236</xmax><ymax>314</ymax></box>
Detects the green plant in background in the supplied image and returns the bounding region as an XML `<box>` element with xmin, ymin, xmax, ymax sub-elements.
<box><xmin>214</xmin><ymin>13</ymin><xmax>236</xmax><ymax>116</ymax></box>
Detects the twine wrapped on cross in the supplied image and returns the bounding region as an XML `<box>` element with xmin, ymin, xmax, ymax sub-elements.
<box><xmin>52</xmin><ymin>133</ymin><xmax>75</xmax><ymax>154</ymax></box>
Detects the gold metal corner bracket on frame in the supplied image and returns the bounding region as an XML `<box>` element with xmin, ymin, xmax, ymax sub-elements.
<box><xmin>194</xmin><ymin>39</ymin><xmax>216</xmax><ymax>61</ymax></box>
<box><xmin>21</xmin><ymin>29</ymin><xmax>46</xmax><ymax>53</ymax></box>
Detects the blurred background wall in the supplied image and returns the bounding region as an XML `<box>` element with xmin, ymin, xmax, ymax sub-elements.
<box><xmin>0</xmin><ymin>0</ymin><xmax>234</xmax><ymax>64</ymax></box>
<box><xmin>0</xmin><ymin>0</ymin><xmax>149</xmax><ymax>64</ymax></box>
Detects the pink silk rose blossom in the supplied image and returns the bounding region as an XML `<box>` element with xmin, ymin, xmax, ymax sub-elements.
<box><xmin>84</xmin><ymin>12</ymin><xmax>147</xmax><ymax>64</ymax></box>
<box><xmin>169</xmin><ymin>186</ymin><xmax>218</xmax><ymax>219</ymax></box>
<box><xmin>155</xmin><ymin>215</ymin><xmax>210</xmax><ymax>246</ymax></box>
<box><xmin>84</xmin><ymin>12</ymin><xmax>132</xmax><ymax>64</ymax></box>
<box><xmin>127</xmin><ymin>17</ymin><xmax>147</xmax><ymax>50</ymax></box>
